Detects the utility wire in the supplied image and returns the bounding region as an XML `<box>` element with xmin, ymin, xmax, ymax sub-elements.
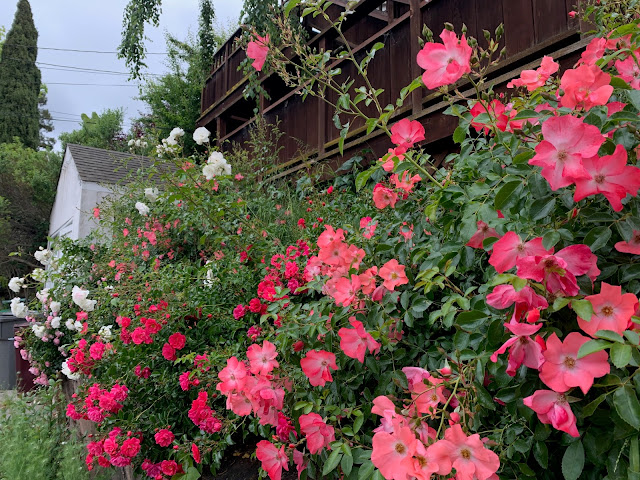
<box><xmin>3</xmin><ymin>57</ymin><xmax>164</xmax><ymax>76</ymax></box>
<box><xmin>3</xmin><ymin>44</ymin><xmax>169</xmax><ymax>55</ymax></box>
<box><xmin>46</xmin><ymin>82</ymin><xmax>140</xmax><ymax>87</ymax></box>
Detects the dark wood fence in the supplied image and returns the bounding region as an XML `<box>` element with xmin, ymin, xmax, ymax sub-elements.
<box><xmin>198</xmin><ymin>0</ymin><xmax>586</xmax><ymax>180</ymax></box>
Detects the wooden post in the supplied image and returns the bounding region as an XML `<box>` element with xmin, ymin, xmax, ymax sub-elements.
<box><xmin>318</xmin><ymin>37</ymin><xmax>327</xmax><ymax>155</ymax></box>
<box><xmin>387</xmin><ymin>0</ymin><xmax>394</xmax><ymax>23</ymax></box>
<box><xmin>216</xmin><ymin>117</ymin><xmax>223</xmax><ymax>147</ymax></box>
<box><xmin>409</xmin><ymin>0</ymin><xmax>422</xmax><ymax>115</ymax></box>
<box><xmin>224</xmin><ymin>43</ymin><xmax>230</xmax><ymax>95</ymax></box>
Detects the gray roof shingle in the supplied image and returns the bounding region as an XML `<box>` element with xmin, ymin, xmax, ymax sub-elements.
<box><xmin>67</xmin><ymin>144</ymin><xmax>167</xmax><ymax>185</ymax></box>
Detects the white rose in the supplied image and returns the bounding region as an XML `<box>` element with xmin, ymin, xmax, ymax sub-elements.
<box><xmin>135</xmin><ymin>202</ymin><xmax>150</xmax><ymax>216</ymax></box>
<box><xmin>71</xmin><ymin>285</ymin><xmax>97</xmax><ymax>312</ymax></box>
<box><xmin>128</xmin><ymin>139</ymin><xmax>135</xmax><ymax>146</ymax></box>
<box><xmin>34</xmin><ymin>247</ymin><xmax>52</xmax><ymax>266</ymax></box>
<box><xmin>65</xmin><ymin>318</ymin><xmax>76</xmax><ymax>331</ymax></box>
<box><xmin>193</xmin><ymin>127</ymin><xmax>211</xmax><ymax>145</ymax></box>
<box><xmin>50</xmin><ymin>301</ymin><xmax>61</xmax><ymax>314</ymax></box>
<box><xmin>8</xmin><ymin>277</ymin><xmax>24</xmax><ymax>293</ymax></box>
<box><xmin>10</xmin><ymin>298</ymin><xmax>28</xmax><ymax>318</ymax></box>
<box><xmin>202</xmin><ymin>152</ymin><xmax>232</xmax><ymax>179</ymax></box>
<box><xmin>204</xmin><ymin>261</ymin><xmax>214</xmax><ymax>288</ymax></box>
<box><xmin>31</xmin><ymin>268</ymin><xmax>46</xmax><ymax>282</ymax></box>
<box><xmin>144</xmin><ymin>188</ymin><xmax>159</xmax><ymax>202</ymax></box>
<box><xmin>169</xmin><ymin>127</ymin><xmax>185</xmax><ymax>139</ymax></box>
<box><xmin>61</xmin><ymin>360</ymin><xmax>80</xmax><ymax>380</ymax></box>
<box><xmin>51</xmin><ymin>317</ymin><xmax>61</xmax><ymax>329</ymax></box>
<box><xmin>36</xmin><ymin>288</ymin><xmax>49</xmax><ymax>304</ymax></box>
<box><xmin>98</xmin><ymin>325</ymin><xmax>113</xmax><ymax>341</ymax></box>
<box><xmin>32</xmin><ymin>324</ymin><xmax>46</xmax><ymax>338</ymax></box>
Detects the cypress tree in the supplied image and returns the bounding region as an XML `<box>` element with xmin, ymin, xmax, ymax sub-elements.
<box><xmin>0</xmin><ymin>0</ymin><xmax>41</xmax><ymax>149</ymax></box>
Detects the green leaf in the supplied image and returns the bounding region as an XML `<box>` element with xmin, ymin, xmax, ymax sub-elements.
<box><xmin>583</xmin><ymin>226</ymin><xmax>611</xmax><ymax>252</ymax></box>
<box><xmin>530</xmin><ymin>197</ymin><xmax>556</xmax><ymax>221</ymax></box>
<box><xmin>353</xmin><ymin>414</ymin><xmax>364</xmax><ymax>434</ymax></box>
<box><xmin>453</xmin><ymin>126</ymin><xmax>466</xmax><ymax>144</ymax></box>
<box><xmin>613</xmin><ymin>386</ymin><xmax>640</xmax><ymax>429</ymax></box>
<box><xmin>474</xmin><ymin>382</ymin><xmax>496</xmax><ymax>410</ymax></box>
<box><xmin>358</xmin><ymin>461</ymin><xmax>375</xmax><ymax>480</ymax></box>
<box><xmin>322</xmin><ymin>449</ymin><xmax>343</xmax><ymax>476</ymax></box>
<box><xmin>610</xmin><ymin>343</ymin><xmax>632</xmax><ymax>368</ymax></box>
<box><xmin>512</xmin><ymin>109</ymin><xmax>540</xmax><ymax>120</ymax></box>
<box><xmin>561</xmin><ymin>441</ymin><xmax>584</xmax><ymax>480</ymax></box>
<box><xmin>594</xmin><ymin>329</ymin><xmax>625</xmax><ymax>343</ymax></box>
<box><xmin>582</xmin><ymin>392</ymin><xmax>608</xmax><ymax>417</ymax></box>
<box><xmin>552</xmin><ymin>297</ymin><xmax>571</xmax><ymax>311</ymax></box>
<box><xmin>494</xmin><ymin>181</ymin><xmax>521</xmax><ymax>210</ymax></box>
<box><xmin>609</xmin><ymin>111</ymin><xmax>640</xmax><ymax>123</ymax></box>
<box><xmin>631</xmin><ymin>436</ymin><xmax>640</xmax><ymax>474</ymax></box>
<box><xmin>577</xmin><ymin>339</ymin><xmax>613</xmax><ymax>359</ymax></box>
<box><xmin>512</xmin><ymin>150</ymin><xmax>535</xmax><ymax>164</ymax></box>
<box><xmin>534</xmin><ymin>441</ymin><xmax>548</xmax><ymax>468</ymax></box>
<box><xmin>629</xmin><ymin>90</ymin><xmax>640</xmax><ymax>111</ymax></box>
<box><xmin>355</xmin><ymin>167</ymin><xmax>376</xmax><ymax>192</ymax></box>
<box><xmin>625</xmin><ymin>330</ymin><xmax>640</xmax><ymax>345</ymax></box>
<box><xmin>542</xmin><ymin>231</ymin><xmax>561</xmax><ymax>250</ymax></box>
<box><xmin>284</xmin><ymin>0</ymin><xmax>302</xmax><ymax>17</ymax></box>
<box><xmin>572</xmin><ymin>299</ymin><xmax>594</xmax><ymax>321</ymax></box>
<box><xmin>620</xmin><ymin>264</ymin><xmax>640</xmax><ymax>283</ymax></box>
<box><xmin>519</xmin><ymin>463</ymin><xmax>536</xmax><ymax>476</ymax></box>
<box><xmin>610</xmin><ymin>76</ymin><xmax>631</xmax><ymax>89</ymax></box>
<box><xmin>456</xmin><ymin>310</ymin><xmax>487</xmax><ymax>330</ymax></box>
<box><xmin>184</xmin><ymin>467</ymin><xmax>201</xmax><ymax>480</ymax></box>
<box><xmin>341</xmin><ymin>452</ymin><xmax>353</xmax><ymax>476</ymax></box>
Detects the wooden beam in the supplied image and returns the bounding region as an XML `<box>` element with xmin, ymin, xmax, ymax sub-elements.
<box><xmin>263</xmin><ymin>33</ymin><xmax>590</xmax><ymax>181</ymax></box>
<box><xmin>409</xmin><ymin>0</ymin><xmax>422</xmax><ymax>115</ymax></box>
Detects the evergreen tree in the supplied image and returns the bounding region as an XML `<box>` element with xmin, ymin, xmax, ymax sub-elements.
<box><xmin>0</xmin><ymin>0</ymin><xmax>41</xmax><ymax>149</ymax></box>
<box><xmin>38</xmin><ymin>85</ymin><xmax>54</xmax><ymax>149</ymax></box>
<box><xmin>198</xmin><ymin>0</ymin><xmax>216</xmax><ymax>77</ymax></box>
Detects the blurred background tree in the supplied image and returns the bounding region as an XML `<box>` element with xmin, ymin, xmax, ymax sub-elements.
<box><xmin>59</xmin><ymin>109</ymin><xmax>127</xmax><ymax>152</ymax></box>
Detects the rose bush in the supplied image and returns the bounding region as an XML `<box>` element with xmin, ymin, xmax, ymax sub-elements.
<box><xmin>10</xmin><ymin>1</ymin><xmax>640</xmax><ymax>479</ymax></box>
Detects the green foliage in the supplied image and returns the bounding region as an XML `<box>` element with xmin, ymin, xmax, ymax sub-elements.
<box><xmin>59</xmin><ymin>109</ymin><xmax>127</xmax><ymax>152</ymax></box>
<box><xmin>38</xmin><ymin>84</ymin><xmax>54</xmax><ymax>149</ymax></box>
<box><xmin>0</xmin><ymin>141</ymin><xmax>61</xmax><ymax>296</ymax></box>
<box><xmin>16</xmin><ymin>2</ymin><xmax>640</xmax><ymax>480</ymax></box>
<box><xmin>118</xmin><ymin>0</ymin><xmax>234</xmax><ymax>80</ymax></box>
<box><xmin>0</xmin><ymin>26</ymin><xmax>6</xmax><ymax>57</ymax></box>
<box><xmin>118</xmin><ymin>0</ymin><xmax>163</xmax><ymax>80</ymax></box>
<box><xmin>241</xmin><ymin>0</ymin><xmax>281</xmax><ymax>35</ymax></box>
<box><xmin>0</xmin><ymin>385</ymin><xmax>107</xmax><ymax>480</ymax></box>
<box><xmin>0</xmin><ymin>0</ymin><xmax>41</xmax><ymax>149</ymax></box>
<box><xmin>198</xmin><ymin>0</ymin><xmax>216</xmax><ymax>76</ymax></box>
<box><xmin>133</xmin><ymin>22</ymin><xmax>235</xmax><ymax>155</ymax></box>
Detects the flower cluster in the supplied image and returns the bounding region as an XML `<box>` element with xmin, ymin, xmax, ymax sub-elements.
<box><xmin>67</xmin><ymin>383</ymin><xmax>129</xmax><ymax>424</ymax></box>
<box><xmin>85</xmin><ymin>428</ymin><xmax>141</xmax><ymax>470</ymax></box>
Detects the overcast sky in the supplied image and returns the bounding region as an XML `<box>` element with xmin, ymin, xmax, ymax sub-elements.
<box><xmin>0</xmin><ymin>0</ymin><xmax>243</xmax><ymax>151</ymax></box>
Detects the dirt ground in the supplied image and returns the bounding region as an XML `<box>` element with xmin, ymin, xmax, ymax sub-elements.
<box><xmin>206</xmin><ymin>445</ymin><xmax>298</xmax><ymax>480</ymax></box>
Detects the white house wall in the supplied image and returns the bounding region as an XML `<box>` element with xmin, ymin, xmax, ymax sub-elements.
<box><xmin>49</xmin><ymin>150</ymin><xmax>122</xmax><ymax>242</ymax></box>
<box><xmin>49</xmin><ymin>149</ymin><xmax>83</xmax><ymax>240</ymax></box>
<box><xmin>78</xmin><ymin>182</ymin><xmax>118</xmax><ymax>239</ymax></box>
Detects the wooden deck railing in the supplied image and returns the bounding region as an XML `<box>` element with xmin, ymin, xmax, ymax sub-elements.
<box><xmin>198</xmin><ymin>0</ymin><xmax>583</xmax><ymax>179</ymax></box>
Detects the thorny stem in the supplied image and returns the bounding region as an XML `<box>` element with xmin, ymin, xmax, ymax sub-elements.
<box><xmin>435</xmin><ymin>373</ymin><xmax>462</xmax><ymax>438</ymax></box>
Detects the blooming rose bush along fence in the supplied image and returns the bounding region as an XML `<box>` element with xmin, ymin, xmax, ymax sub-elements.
<box><xmin>9</xmin><ymin>1</ymin><xmax>640</xmax><ymax>479</ymax></box>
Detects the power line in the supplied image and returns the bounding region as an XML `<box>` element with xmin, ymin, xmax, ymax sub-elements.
<box><xmin>3</xmin><ymin>57</ymin><xmax>164</xmax><ymax>76</ymax></box>
<box><xmin>46</xmin><ymin>82</ymin><xmax>140</xmax><ymax>87</ymax></box>
<box><xmin>37</xmin><ymin>61</ymin><xmax>163</xmax><ymax>77</ymax></box>
<box><xmin>3</xmin><ymin>44</ymin><xmax>169</xmax><ymax>55</ymax></box>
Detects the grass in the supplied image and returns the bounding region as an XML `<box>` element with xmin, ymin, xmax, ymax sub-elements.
<box><xmin>0</xmin><ymin>384</ymin><xmax>110</xmax><ymax>480</ymax></box>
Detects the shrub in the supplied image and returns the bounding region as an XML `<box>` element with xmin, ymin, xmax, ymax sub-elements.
<box><xmin>9</xmin><ymin>1</ymin><xmax>640</xmax><ymax>479</ymax></box>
